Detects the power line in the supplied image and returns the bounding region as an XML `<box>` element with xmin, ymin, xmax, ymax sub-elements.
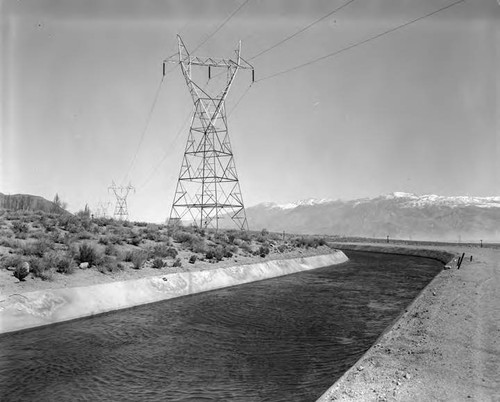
<box><xmin>257</xmin><ymin>0</ymin><xmax>466</xmax><ymax>82</ymax></box>
<box><xmin>249</xmin><ymin>0</ymin><xmax>356</xmax><ymax>61</ymax></box>
<box><xmin>192</xmin><ymin>0</ymin><xmax>252</xmax><ymax>54</ymax></box>
<box><xmin>122</xmin><ymin>75</ymin><xmax>166</xmax><ymax>184</ymax></box>
<box><xmin>137</xmin><ymin>107</ymin><xmax>193</xmax><ymax>190</ymax></box>
<box><xmin>228</xmin><ymin>84</ymin><xmax>253</xmax><ymax>118</ymax></box>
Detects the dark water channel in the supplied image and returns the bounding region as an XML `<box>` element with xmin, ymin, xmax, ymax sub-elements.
<box><xmin>0</xmin><ymin>251</ymin><xmax>442</xmax><ymax>401</ymax></box>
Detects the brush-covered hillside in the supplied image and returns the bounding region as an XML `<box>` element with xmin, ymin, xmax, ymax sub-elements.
<box><xmin>0</xmin><ymin>192</ymin><xmax>69</xmax><ymax>215</ymax></box>
<box><xmin>0</xmin><ymin>206</ymin><xmax>331</xmax><ymax>285</ymax></box>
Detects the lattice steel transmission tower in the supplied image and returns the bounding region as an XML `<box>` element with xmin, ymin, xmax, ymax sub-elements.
<box><xmin>95</xmin><ymin>201</ymin><xmax>112</xmax><ymax>218</ymax></box>
<box><xmin>164</xmin><ymin>35</ymin><xmax>253</xmax><ymax>231</ymax></box>
<box><xmin>109</xmin><ymin>181</ymin><xmax>135</xmax><ymax>221</ymax></box>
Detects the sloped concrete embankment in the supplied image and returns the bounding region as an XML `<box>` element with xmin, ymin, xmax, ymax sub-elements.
<box><xmin>0</xmin><ymin>251</ymin><xmax>348</xmax><ymax>335</ymax></box>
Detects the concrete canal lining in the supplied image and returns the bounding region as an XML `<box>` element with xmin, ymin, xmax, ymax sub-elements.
<box><xmin>0</xmin><ymin>251</ymin><xmax>348</xmax><ymax>335</ymax></box>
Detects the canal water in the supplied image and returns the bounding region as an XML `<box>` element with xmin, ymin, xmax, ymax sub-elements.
<box><xmin>0</xmin><ymin>251</ymin><xmax>442</xmax><ymax>401</ymax></box>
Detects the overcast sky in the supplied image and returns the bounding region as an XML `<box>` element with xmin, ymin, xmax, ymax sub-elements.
<box><xmin>1</xmin><ymin>0</ymin><xmax>498</xmax><ymax>222</ymax></box>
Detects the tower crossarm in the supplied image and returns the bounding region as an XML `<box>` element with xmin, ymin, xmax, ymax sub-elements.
<box><xmin>163</xmin><ymin>35</ymin><xmax>254</xmax><ymax>75</ymax></box>
<box><xmin>166</xmin><ymin>56</ymin><xmax>253</xmax><ymax>70</ymax></box>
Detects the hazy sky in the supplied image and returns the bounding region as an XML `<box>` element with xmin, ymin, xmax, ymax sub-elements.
<box><xmin>1</xmin><ymin>0</ymin><xmax>498</xmax><ymax>222</ymax></box>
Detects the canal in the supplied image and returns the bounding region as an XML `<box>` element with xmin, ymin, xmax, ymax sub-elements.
<box><xmin>0</xmin><ymin>250</ymin><xmax>442</xmax><ymax>401</ymax></box>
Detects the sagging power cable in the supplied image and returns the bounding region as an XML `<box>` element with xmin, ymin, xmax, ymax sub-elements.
<box><xmin>257</xmin><ymin>0</ymin><xmax>466</xmax><ymax>82</ymax></box>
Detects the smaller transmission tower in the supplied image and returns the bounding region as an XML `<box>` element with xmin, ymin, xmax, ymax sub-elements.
<box><xmin>109</xmin><ymin>181</ymin><xmax>135</xmax><ymax>221</ymax></box>
<box><xmin>95</xmin><ymin>201</ymin><xmax>112</xmax><ymax>218</ymax></box>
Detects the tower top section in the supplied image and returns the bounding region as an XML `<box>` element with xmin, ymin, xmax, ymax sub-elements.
<box><xmin>164</xmin><ymin>35</ymin><xmax>254</xmax><ymax>70</ymax></box>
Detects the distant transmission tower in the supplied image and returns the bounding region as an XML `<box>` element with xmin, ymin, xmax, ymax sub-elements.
<box><xmin>164</xmin><ymin>35</ymin><xmax>253</xmax><ymax>231</ymax></box>
<box><xmin>109</xmin><ymin>181</ymin><xmax>135</xmax><ymax>220</ymax></box>
<box><xmin>95</xmin><ymin>201</ymin><xmax>112</xmax><ymax>218</ymax></box>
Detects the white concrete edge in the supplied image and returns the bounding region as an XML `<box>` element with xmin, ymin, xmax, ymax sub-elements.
<box><xmin>0</xmin><ymin>251</ymin><xmax>348</xmax><ymax>335</ymax></box>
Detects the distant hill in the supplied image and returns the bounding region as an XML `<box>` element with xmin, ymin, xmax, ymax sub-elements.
<box><xmin>0</xmin><ymin>193</ymin><xmax>69</xmax><ymax>214</ymax></box>
<box><xmin>245</xmin><ymin>192</ymin><xmax>500</xmax><ymax>242</ymax></box>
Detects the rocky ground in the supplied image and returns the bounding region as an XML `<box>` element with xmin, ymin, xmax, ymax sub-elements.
<box><xmin>318</xmin><ymin>243</ymin><xmax>500</xmax><ymax>402</ymax></box>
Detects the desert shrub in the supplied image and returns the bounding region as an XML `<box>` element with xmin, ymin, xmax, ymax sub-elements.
<box><xmin>277</xmin><ymin>244</ymin><xmax>287</xmax><ymax>253</ymax></box>
<box><xmin>127</xmin><ymin>234</ymin><xmax>142</xmax><ymax>246</ymax></box>
<box><xmin>57</xmin><ymin>215</ymin><xmax>82</xmax><ymax>232</ymax></box>
<box><xmin>14</xmin><ymin>262</ymin><xmax>30</xmax><ymax>281</ymax></box>
<box><xmin>55</xmin><ymin>253</ymin><xmax>76</xmax><ymax>274</ymax></box>
<box><xmin>48</xmin><ymin>230</ymin><xmax>66</xmax><ymax>244</ymax></box>
<box><xmin>0</xmin><ymin>254</ymin><xmax>24</xmax><ymax>270</ymax></box>
<box><xmin>30</xmin><ymin>230</ymin><xmax>47</xmax><ymax>240</ymax></box>
<box><xmin>205</xmin><ymin>249</ymin><xmax>214</xmax><ymax>260</ymax></box>
<box><xmin>143</xmin><ymin>230</ymin><xmax>161</xmax><ymax>242</ymax></box>
<box><xmin>131</xmin><ymin>250</ymin><xmax>147</xmax><ymax>269</ymax></box>
<box><xmin>12</xmin><ymin>221</ymin><xmax>29</xmax><ymax>234</ymax></box>
<box><xmin>79</xmin><ymin>217</ymin><xmax>92</xmax><ymax>231</ymax></box>
<box><xmin>214</xmin><ymin>246</ymin><xmax>225</xmax><ymax>261</ymax></box>
<box><xmin>213</xmin><ymin>233</ymin><xmax>230</xmax><ymax>245</ymax></box>
<box><xmin>190</xmin><ymin>238</ymin><xmax>207</xmax><ymax>254</ymax></box>
<box><xmin>188</xmin><ymin>255</ymin><xmax>197</xmax><ymax>264</ymax></box>
<box><xmin>104</xmin><ymin>244</ymin><xmax>119</xmax><ymax>256</ymax></box>
<box><xmin>77</xmin><ymin>231</ymin><xmax>92</xmax><ymax>240</ymax></box>
<box><xmin>28</xmin><ymin>255</ymin><xmax>54</xmax><ymax>281</ymax></box>
<box><xmin>76</xmin><ymin>243</ymin><xmax>101</xmax><ymax>266</ymax></box>
<box><xmin>152</xmin><ymin>257</ymin><xmax>164</xmax><ymax>269</ymax></box>
<box><xmin>292</xmin><ymin>236</ymin><xmax>326</xmax><ymax>249</ymax></box>
<box><xmin>0</xmin><ymin>237</ymin><xmax>22</xmax><ymax>250</ymax></box>
<box><xmin>123</xmin><ymin>250</ymin><xmax>134</xmax><ymax>262</ymax></box>
<box><xmin>258</xmin><ymin>245</ymin><xmax>270</xmax><ymax>257</ymax></box>
<box><xmin>240</xmin><ymin>241</ymin><xmax>253</xmax><ymax>254</ymax></box>
<box><xmin>255</xmin><ymin>235</ymin><xmax>268</xmax><ymax>243</ymax></box>
<box><xmin>98</xmin><ymin>236</ymin><xmax>110</xmax><ymax>245</ymax></box>
<box><xmin>109</xmin><ymin>235</ymin><xmax>123</xmax><ymax>245</ymax></box>
<box><xmin>261</xmin><ymin>228</ymin><xmax>269</xmax><ymax>237</ymax></box>
<box><xmin>222</xmin><ymin>245</ymin><xmax>234</xmax><ymax>258</ymax></box>
<box><xmin>22</xmin><ymin>240</ymin><xmax>52</xmax><ymax>258</ymax></box>
<box><xmin>227</xmin><ymin>244</ymin><xmax>238</xmax><ymax>255</ymax></box>
<box><xmin>148</xmin><ymin>243</ymin><xmax>177</xmax><ymax>259</ymax></box>
<box><xmin>172</xmin><ymin>258</ymin><xmax>182</xmax><ymax>267</ymax></box>
<box><xmin>235</xmin><ymin>230</ymin><xmax>251</xmax><ymax>242</ymax></box>
<box><xmin>173</xmin><ymin>231</ymin><xmax>192</xmax><ymax>244</ymax></box>
<box><xmin>194</xmin><ymin>227</ymin><xmax>205</xmax><ymax>237</ymax></box>
<box><xmin>95</xmin><ymin>255</ymin><xmax>120</xmax><ymax>274</ymax></box>
<box><xmin>205</xmin><ymin>245</ymin><xmax>225</xmax><ymax>261</ymax></box>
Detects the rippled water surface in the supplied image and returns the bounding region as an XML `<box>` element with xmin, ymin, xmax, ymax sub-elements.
<box><xmin>0</xmin><ymin>251</ymin><xmax>442</xmax><ymax>401</ymax></box>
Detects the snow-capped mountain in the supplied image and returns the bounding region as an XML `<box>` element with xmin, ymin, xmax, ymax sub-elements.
<box><xmin>246</xmin><ymin>193</ymin><xmax>500</xmax><ymax>242</ymax></box>
<box><xmin>265</xmin><ymin>198</ymin><xmax>333</xmax><ymax>210</ymax></box>
<box><xmin>383</xmin><ymin>192</ymin><xmax>500</xmax><ymax>209</ymax></box>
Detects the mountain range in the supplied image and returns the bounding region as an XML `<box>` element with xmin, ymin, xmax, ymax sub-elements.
<box><xmin>246</xmin><ymin>192</ymin><xmax>500</xmax><ymax>242</ymax></box>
